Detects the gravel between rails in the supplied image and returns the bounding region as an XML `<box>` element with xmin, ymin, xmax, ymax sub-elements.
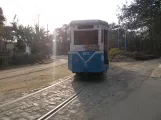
<box><xmin>38</xmin><ymin>89</ymin><xmax>85</xmax><ymax>120</ymax></box>
<box><xmin>0</xmin><ymin>74</ymin><xmax>86</xmax><ymax>120</ymax></box>
<box><xmin>0</xmin><ymin>75</ymin><xmax>74</xmax><ymax>108</ymax></box>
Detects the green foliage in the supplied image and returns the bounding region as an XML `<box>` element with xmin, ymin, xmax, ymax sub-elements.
<box><xmin>2</xmin><ymin>26</ymin><xmax>14</xmax><ymax>41</ymax></box>
<box><xmin>0</xmin><ymin>7</ymin><xmax>5</xmax><ymax>24</ymax></box>
<box><xmin>109</xmin><ymin>48</ymin><xmax>125</xmax><ymax>61</ymax></box>
<box><xmin>54</xmin><ymin>24</ymin><xmax>68</xmax><ymax>54</ymax></box>
<box><xmin>0</xmin><ymin>7</ymin><xmax>5</xmax><ymax>36</ymax></box>
<box><xmin>11</xmin><ymin>23</ymin><xmax>53</xmax><ymax>55</ymax></box>
<box><xmin>124</xmin><ymin>51</ymin><xmax>158</xmax><ymax>60</ymax></box>
<box><xmin>12</xmin><ymin>53</ymin><xmax>44</xmax><ymax>65</ymax></box>
<box><xmin>132</xmin><ymin>51</ymin><xmax>159</xmax><ymax>60</ymax></box>
<box><xmin>124</xmin><ymin>51</ymin><xmax>134</xmax><ymax>58</ymax></box>
<box><xmin>118</xmin><ymin>0</ymin><xmax>161</xmax><ymax>55</ymax></box>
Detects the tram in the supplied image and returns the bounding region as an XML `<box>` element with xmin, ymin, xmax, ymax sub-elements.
<box><xmin>67</xmin><ymin>20</ymin><xmax>109</xmax><ymax>74</ymax></box>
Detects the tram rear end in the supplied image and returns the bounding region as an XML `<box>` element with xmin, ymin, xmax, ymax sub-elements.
<box><xmin>67</xmin><ymin>20</ymin><xmax>109</xmax><ymax>74</ymax></box>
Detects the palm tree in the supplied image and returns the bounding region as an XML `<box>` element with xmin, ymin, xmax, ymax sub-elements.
<box><xmin>14</xmin><ymin>25</ymin><xmax>33</xmax><ymax>51</ymax></box>
<box><xmin>31</xmin><ymin>24</ymin><xmax>47</xmax><ymax>53</ymax></box>
<box><xmin>24</xmin><ymin>25</ymin><xmax>34</xmax><ymax>42</ymax></box>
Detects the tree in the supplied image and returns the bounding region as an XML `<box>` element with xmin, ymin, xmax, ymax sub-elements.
<box><xmin>3</xmin><ymin>26</ymin><xmax>14</xmax><ymax>42</ymax></box>
<box><xmin>13</xmin><ymin>24</ymin><xmax>48</xmax><ymax>54</ymax></box>
<box><xmin>118</xmin><ymin>0</ymin><xmax>161</xmax><ymax>55</ymax></box>
<box><xmin>55</xmin><ymin>24</ymin><xmax>68</xmax><ymax>54</ymax></box>
<box><xmin>15</xmin><ymin>25</ymin><xmax>34</xmax><ymax>50</ymax></box>
<box><xmin>0</xmin><ymin>7</ymin><xmax>6</xmax><ymax>52</ymax></box>
<box><xmin>31</xmin><ymin>24</ymin><xmax>47</xmax><ymax>53</ymax></box>
<box><xmin>0</xmin><ymin>7</ymin><xmax>5</xmax><ymax>35</ymax></box>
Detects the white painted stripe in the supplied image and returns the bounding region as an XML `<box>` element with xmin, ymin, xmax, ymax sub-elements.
<box><xmin>86</xmin><ymin>52</ymin><xmax>97</xmax><ymax>63</ymax></box>
<box><xmin>68</xmin><ymin>51</ymin><xmax>103</xmax><ymax>54</ymax></box>
<box><xmin>95</xmin><ymin>51</ymin><xmax>104</xmax><ymax>53</ymax></box>
<box><xmin>77</xmin><ymin>52</ymin><xmax>95</xmax><ymax>64</ymax></box>
<box><xmin>76</xmin><ymin>52</ymin><xmax>86</xmax><ymax>63</ymax></box>
<box><xmin>68</xmin><ymin>51</ymin><xmax>104</xmax><ymax>63</ymax></box>
<box><xmin>68</xmin><ymin>51</ymin><xmax>77</xmax><ymax>54</ymax></box>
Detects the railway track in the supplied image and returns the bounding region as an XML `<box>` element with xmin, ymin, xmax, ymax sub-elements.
<box><xmin>0</xmin><ymin>74</ymin><xmax>89</xmax><ymax>120</ymax></box>
<box><xmin>0</xmin><ymin>74</ymin><xmax>74</xmax><ymax>108</ymax></box>
<box><xmin>0</xmin><ymin>61</ymin><xmax>67</xmax><ymax>80</ymax></box>
<box><xmin>38</xmin><ymin>89</ymin><xmax>84</xmax><ymax>120</ymax></box>
<box><xmin>37</xmin><ymin>75</ymin><xmax>103</xmax><ymax>120</ymax></box>
<box><xmin>0</xmin><ymin>65</ymin><xmax>104</xmax><ymax>119</ymax></box>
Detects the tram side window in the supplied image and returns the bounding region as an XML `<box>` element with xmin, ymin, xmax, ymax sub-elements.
<box><xmin>74</xmin><ymin>30</ymin><xmax>98</xmax><ymax>45</ymax></box>
<box><xmin>101</xmin><ymin>30</ymin><xmax>104</xmax><ymax>43</ymax></box>
<box><xmin>104</xmin><ymin>30</ymin><xmax>108</xmax><ymax>47</ymax></box>
<box><xmin>104</xmin><ymin>30</ymin><xmax>108</xmax><ymax>64</ymax></box>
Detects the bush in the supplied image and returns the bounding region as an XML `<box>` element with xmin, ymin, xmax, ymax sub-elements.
<box><xmin>124</xmin><ymin>51</ymin><xmax>134</xmax><ymax>58</ymax></box>
<box><xmin>0</xmin><ymin>58</ymin><xmax>3</xmax><ymax>67</ymax></box>
<box><xmin>11</xmin><ymin>53</ymin><xmax>44</xmax><ymax>65</ymax></box>
<box><xmin>109</xmin><ymin>48</ymin><xmax>124</xmax><ymax>61</ymax></box>
<box><xmin>132</xmin><ymin>51</ymin><xmax>158</xmax><ymax>60</ymax></box>
<box><xmin>0</xmin><ymin>57</ymin><xmax>9</xmax><ymax>67</ymax></box>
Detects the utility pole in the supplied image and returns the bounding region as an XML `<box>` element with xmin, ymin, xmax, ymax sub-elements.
<box><xmin>125</xmin><ymin>30</ymin><xmax>127</xmax><ymax>51</ymax></box>
<box><xmin>47</xmin><ymin>24</ymin><xmax>49</xmax><ymax>57</ymax></box>
<box><xmin>118</xmin><ymin>20</ymin><xmax>120</xmax><ymax>49</ymax></box>
<box><xmin>38</xmin><ymin>14</ymin><xmax>40</xmax><ymax>31</ymax></box>
<box><xmin>108</xmin><ymin>29</ymin><xmax>110</xmax><ymax>50</ymax></box>
<box><xmin>47</xmin><ymin>24</ymin><xmax>49</xmax><ymax>39</ymax></box>
<box><xmin>118</xmin><ymin>27</ymin><xmax>120</xmax><ymax>49</ymax></box>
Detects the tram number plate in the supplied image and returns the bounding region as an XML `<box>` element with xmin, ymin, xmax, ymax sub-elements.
<box><xmin>83</xmin><ymin>52</ymin><xmax>90</xmax><ymax>55</ymax></box>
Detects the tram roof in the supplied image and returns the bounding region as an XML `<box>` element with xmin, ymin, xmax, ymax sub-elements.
<box><xmin>69</xmin><ymin>20</ymin><xmax>108</xmax><ymax>27</ymax></box>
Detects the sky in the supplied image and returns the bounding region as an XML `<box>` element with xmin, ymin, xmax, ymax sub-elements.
<box><xmin>1</xmin><ymin>0</ymin><xmax>127</xmax><ymax>32</ymax></box>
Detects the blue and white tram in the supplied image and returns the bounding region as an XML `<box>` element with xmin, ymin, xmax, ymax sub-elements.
<box><xmin>67</xmin><ymin>20</ymin><xmax>109</xmax><ymax>74</ymax></box>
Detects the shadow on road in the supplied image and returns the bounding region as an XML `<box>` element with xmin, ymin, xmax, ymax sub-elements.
<box><xmin>73</xmin><ymin>73</ymin><xmax>107</xmax><ymax>83</ymax></box>
<box><xmin>69</xmin><ymin>62</ymin><xmax>155</xmax><ymax>120</ymax></box>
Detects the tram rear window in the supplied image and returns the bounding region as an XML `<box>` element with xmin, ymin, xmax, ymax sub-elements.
<box><xmin>77</xmin><ymin>25</ymin><xmax>94</xmax><ymax>29</ymax></box>
<box><xmin>74</xmin><ymin>30</ymin><xmax>98</xmax><ymax>45</ymax></box>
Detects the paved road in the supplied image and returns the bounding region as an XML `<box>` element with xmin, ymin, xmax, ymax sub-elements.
<box><xmin>0</xmin><ymin>59</ymin><xmax>161</xmax><ymax>120</ymax></box>
<box><xmin>49</xmin><ymin>59</ymin><xmax>161</xmax><ymax>120</ymax></box>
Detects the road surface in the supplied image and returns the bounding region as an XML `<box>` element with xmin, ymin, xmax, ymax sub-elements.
<box><xmin>0</xmin><ymin>58</ymin><xmax>161</xmax><ymax>120</ymax></box>
<box><xmin>0</xmin><ymin>58</ymin><xmax>70</xmax><ymax>106</ymax></box>
<box><xmin>49</xmin><ymin>59</ymin><xmax>161</xmax><ymax>120</ymax></box>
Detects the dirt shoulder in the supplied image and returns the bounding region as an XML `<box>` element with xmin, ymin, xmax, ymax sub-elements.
<box><xmin>150</xmin><ymin>62</ymin><xmax>161</xmax><ymax>78</ymax></box>
<box><xmin>0</xmin><ymin>59</ymin><xmax>72</xmax><ymax>105</ymax></box>
<box><xmin>0</xmin><ymin>59</ymin><xmax>67</xmax><ymax>80</ymax></box>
